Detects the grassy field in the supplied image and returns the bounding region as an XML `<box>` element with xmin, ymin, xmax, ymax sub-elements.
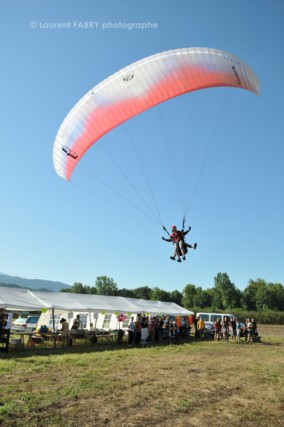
<box><xmin>0</xmin><ymin>325</ymin><xmax>284</xmax><ymax>427</ymax></box>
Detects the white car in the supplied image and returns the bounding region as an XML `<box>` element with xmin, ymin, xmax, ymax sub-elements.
<box><xmin>12</xmin><ymin>316</ymin><xmax>28</xmax><ymax>327</ymax></box>
<box><xmin>11</xmin><ymin>315</ymin><xmax>39</xmax><ymax>332</ymax></box>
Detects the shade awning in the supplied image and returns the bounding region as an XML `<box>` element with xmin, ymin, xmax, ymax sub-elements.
<box><xmin>0</xmin><ymin>287</ymin><xmax>193</xmax><ymax>316</ymax></box>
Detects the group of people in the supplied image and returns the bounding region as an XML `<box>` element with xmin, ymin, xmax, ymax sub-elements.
<box><xmin>127</xmin><ymin>314</ymin><xmax>191</xmax><ymax>347</ymax></box>
<box><xmin>126</xmin><ymin>314</ymin><xmax>260</xmax><ymax>346</ymax></box>
<box><xmin>162</xmin><ymin>225</ymin><xmax>197</xmax><ymax>262</ymax></box>
<box><xmin>56</xmin><ymin>314</ymin><xmax>83</xmax><ymax>346</ymax></box>
<box><xmin>244</xmin><ymin>318</ymin><xmax>259</xmax><ymax>342</ymax></box>
<box><xmin>195</xmin><ymin>315</ymin><xmax>258</xmax><ymax>343</ymax></box>
<box><xmin>211</xmin><ymin>316</ymin><xmax>243</xmax><ymax>342</ymax></box>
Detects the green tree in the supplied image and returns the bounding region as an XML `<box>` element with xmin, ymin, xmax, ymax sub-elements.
<box><xmin>243</xmin><ymin>279</ymin><xmax>270</xmax><ymax>311</ymax></box>
<box><xmin>61</xmin><ymin>282</ymin><xmax>88</xmax><ymax>294</ymax></box>
<box><xmin>132</xmin><ymin>286</ymin><xmax>152</xmax><ymax>300</ymax></box>
<box><xmin>95</xmin><ymin>276</ymin><xmax>118</xmax><ymax>296</ymax></box>
<box><xmin>266</xmin><ymin>283</ymin><xmax>284</xmax><ymax>311</ymax></box>
<box><xmin>193</xmin><ymin>287</ymin><xmax>211</xmax><ymax>308</ymax></box>
<box><xmin>117</xmin><ymin>288</ymin><xmax>135</xmax><ymax>298</ymax></box>
<box><xmin>213</xmin><ymin>272</ymin><xmax>241</xmax><ymax>309</ymax></box>
<box><xmin>182</xmin><ymin>284</ymin><xmax>197</xmax><ymax>308</ymax></box>
<box><xmin>206</xmin><ymin>287</ymin><xmax>221</xmax><ymax>310</ymax></box>
<box><xmin>150</xmin><ymin>287</ymin><xmax>171</xmax><ymax>302</ymax></box>
<box><xmin>243</xmin><ymin>280</ymin><xmax>258</xmax><ymax>310</ymax></box>
<box><xmin>255</xmin><ymin>279</ymin><xmax>271</xmax><ymax>310</ymax></box>
<box><xmin>169</xmin><ymin>290</ymin><xmax>183</xmax><ymax>306</ymax></box>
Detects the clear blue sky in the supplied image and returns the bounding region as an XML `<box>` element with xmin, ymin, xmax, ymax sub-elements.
<box><xmin>1</xmin><ymin>0</ymin><xmax>283</xmax><ymax>292</ymax></box>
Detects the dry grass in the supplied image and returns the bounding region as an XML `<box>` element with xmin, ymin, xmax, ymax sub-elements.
<box><xmin>257</xmin><ymin>324</ymin><xmax>284</xmax><ymax>337</ymax></box>
<box><xmin>0</xmin><ymin>326</ymin><xmax>284</xmax><ymax>427</ymax></box>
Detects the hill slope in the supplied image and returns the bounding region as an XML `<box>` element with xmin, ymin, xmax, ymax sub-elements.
<box><xmin>0</xmin><ymin>272</ymin><xmax>70</xmax><ymax>292</ymax></box>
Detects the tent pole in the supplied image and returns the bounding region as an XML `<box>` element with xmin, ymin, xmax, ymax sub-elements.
<box><xmin>52</xmin><ymin>307</ymin><xmax>56</xmax><ymax>348</ymax></box>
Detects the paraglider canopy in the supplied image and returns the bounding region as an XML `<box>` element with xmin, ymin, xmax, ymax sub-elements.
<box><xmin>53</xmin><ymin>47</ymin><xmax>259</xmax><ymax>182</ymax></box>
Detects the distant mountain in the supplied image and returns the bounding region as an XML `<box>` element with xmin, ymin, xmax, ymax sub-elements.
<box><xmin>0</xmin><ymin>272</ymin><xmax>71</xmax><ymax>292</ymax></box>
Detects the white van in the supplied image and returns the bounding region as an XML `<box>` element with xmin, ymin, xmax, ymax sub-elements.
<box><xmin>196</xmin><ymin>312</ymin><xmax>236</xmax><ymax>328</ymax></box>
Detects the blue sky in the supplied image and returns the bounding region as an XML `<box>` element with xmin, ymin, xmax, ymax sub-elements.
<box><xmin>1</xmin><ymin>0</ymin><xmax>283</xmax><ymax>293</ymax></box>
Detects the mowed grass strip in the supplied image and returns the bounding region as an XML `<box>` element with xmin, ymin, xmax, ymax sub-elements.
<box><xmin>0</xmin><ymin>325</ymin><xmax>283</xmax><ymax>427</ymax></box>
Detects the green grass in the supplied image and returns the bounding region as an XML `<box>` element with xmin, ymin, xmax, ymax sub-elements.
<box><xmin>1</xmin><ymin>326</ymin><xmax>284</xmax><ymax>426</ymax></box>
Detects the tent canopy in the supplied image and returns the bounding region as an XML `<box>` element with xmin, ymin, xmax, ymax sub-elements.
<box><xmin>0</xmin><ymin>287</ymin><xmax>193</xmax><ymax>316</ymax></box>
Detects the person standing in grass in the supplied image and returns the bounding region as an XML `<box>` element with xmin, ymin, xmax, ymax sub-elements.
<box><xmin>162</xmin><ymin>315</ymin><xmax>171</xmax><ymax>339</ymax></box>
<box><xmin>244</xmin><ymin>318</ymin><xmax>250</xmax><ymax>341</ymax></box>
<box><xmin>236</xmin><ymin>319</ymin><xmax>241</xmax><ymax>342</ymax></box>
<box><xmin>134</xmin><ymin>314</ymin><xmax>142</xmax><ymax>345</ymax></box>
<box><xmin>251</xmin><ymin>318</ymin><xmax>258</xmax><ymax>335</ymax></box>
<box><xmin>127</xmin><ymin>316</ymin><xmax>135</xmax><ymax>347</ymax></box>
<box><xmin>197</xmin><ymin>316</ymin><xmax>205</xmax><ymax>339</ymax></box>
<box><xmin>214</xmin><ymin>318</ymin><xmax>221</xmax><ymax>341</ymax></box>
<box><xmin>181</xmin><ymin>317</ymin><xmax>189</xmax><ymax>338</ymax></box>
<box><xmin>0</xmin><ymin>309</ymin><xmax>6</xmax><ymax>340</ymax></box>
<box><xmin>230</xmin><ymin>317</ymin><xmax>237</xmax><ymax>341</ymax></box>
<box><xmin>158</xmin><ymin>316</ymin><xmax>165</xmax><ymax>343</ymax></box>
<box><xmin>221</xmin><ymin>318</ymin><xmax>229</xmax><ymax>342</ymax></box>
<box><xmin>246</xmin><ymin>319</ymin><xmax>253</xmax><ymax>342</ymax></box>
<box><xmin>148</xmin><ymin>317</ymin><xmax>156</xmax><ymax>342</ymax></box>
<box><xmin>140</xmin><ymin>313</ymin><xmax>149</xmax><ymax>345</ymax></box>
<box><xmin>59</xmin><ymin>318</ymin><xmax>70</xmax><ymax>347</ymax></box>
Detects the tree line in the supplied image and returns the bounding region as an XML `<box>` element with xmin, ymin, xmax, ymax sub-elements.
<box><xmin>61</xmin><ymin>272</ymin><xmax>284</xmax><ymax>313</ymax></box>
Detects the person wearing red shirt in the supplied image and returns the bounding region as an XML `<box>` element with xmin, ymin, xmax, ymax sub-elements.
<box><xmin>162</xmin><ymin>225</ymin><xmax>197</xmax><ymax>262</ymax></box>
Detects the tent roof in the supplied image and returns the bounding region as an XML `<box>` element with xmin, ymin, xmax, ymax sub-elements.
<box><xmin>0</xmin><ymin>287</ymin><xmax>193</xmax><ymax>316</ymax></box>
<box><xmin>0</xmin><ymin>288</ymin><xmax>45</xmax><ymax>311</ymax></box>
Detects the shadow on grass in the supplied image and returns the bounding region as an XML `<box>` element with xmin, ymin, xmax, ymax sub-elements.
<box><xmin>1</xmin><ymin>337</ymin><xmax>193</xmax><ymax>359</ymax></box>
<box><xmin>1</xmin><ymin>336</ymin><xmax>282</xmax><ymax>359</ymax></box>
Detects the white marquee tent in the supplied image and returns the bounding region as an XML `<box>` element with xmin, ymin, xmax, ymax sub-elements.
<box><xmin>0</xmin><ymin>287</ymin><xmax>193</xmax><ymax>316</ymax></box>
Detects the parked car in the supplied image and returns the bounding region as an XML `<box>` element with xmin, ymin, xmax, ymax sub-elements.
<box><xmin>11</xmin><ymin>315</ymin><xmax>40</xmax><ymax>332</ymax></box>
<box><xmin>12</xmin><ymin>316</ymin><xmax>29</xmax><ymax>328</ymax></box>
<box><xmin>203</xmin><ymin>323</ymin><xmax>215</xmax><ymax>340</ymax></box>
<box><xmin>196</xmin><ymin>312</ymin><xmax>237</xmax><ymax>328</ymax></box>
<box><xmin>196</xmin><ymin>313</ymin><xmax>246</xmax><ymax>338</ymax></box>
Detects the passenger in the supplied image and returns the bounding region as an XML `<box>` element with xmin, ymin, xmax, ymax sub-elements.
<box><xmin>162</xmin><ymin>225</ymin><xmax>197</xmax><ymax>262</ymax></box>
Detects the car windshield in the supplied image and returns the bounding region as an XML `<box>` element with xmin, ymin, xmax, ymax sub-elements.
<box><xmin>27</xmin><ymin>317</ymin><xmax>39</xmax><ymax>324</ymax></box>
<box><xmin>13</xmin><ymin>317</ymin><xmax>28</xmax><ymax>324</ymax></box>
